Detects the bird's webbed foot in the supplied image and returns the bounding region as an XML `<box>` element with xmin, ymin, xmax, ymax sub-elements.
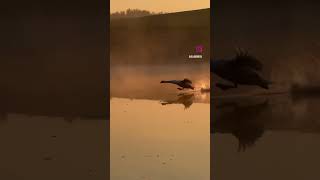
<box><xmin>216</xmin><ymin>83</ymin><xmax>237</xmax><ymax>90</ymax></box>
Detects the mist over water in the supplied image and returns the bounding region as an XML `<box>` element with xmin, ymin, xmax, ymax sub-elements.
<box><xmin>111</xmin><ymin>64</ymin><xmax>210</xmax><ymax>101</ymax></box>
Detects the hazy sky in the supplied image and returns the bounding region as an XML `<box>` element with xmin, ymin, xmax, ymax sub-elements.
<box><xmin>110</xmin><ymin>0</ymin><xmax>209</xmax><ymax>13</ymax></box>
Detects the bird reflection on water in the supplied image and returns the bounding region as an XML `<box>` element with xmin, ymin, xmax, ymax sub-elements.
<box><xmin>160</xmin><ymin>89</ymin><xmax>210</xmax><ymax>109</ymax></box>
<box><xmin>212</xmin><ymin>98</ymin><xmax>269</xmax><ymax>151</ymax></box>
<box><xmin>161</xmin><ymin>93</ymin><xmax>195</xmax><ymax>109</ymax></box>
<box><xmin>212</xmin><ymin>90</ymin><xmax>320</xmax><ymax>152</ymax></box>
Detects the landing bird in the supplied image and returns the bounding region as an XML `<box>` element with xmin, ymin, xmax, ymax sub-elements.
<box><xmin>211</xmin><ymin>50</ymin><xmax>271</xmax><ymax>90</ymax></box>
<box><xmin>160</xmin><ymin>79</ymin><xmax>194</xmax><ymax>90</ymax></box>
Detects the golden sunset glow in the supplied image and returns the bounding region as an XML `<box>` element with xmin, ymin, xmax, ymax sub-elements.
<box><xmin>195</xmin><ymin>79</ymin><xmax>210</xmax><ymax>90</ymax></box>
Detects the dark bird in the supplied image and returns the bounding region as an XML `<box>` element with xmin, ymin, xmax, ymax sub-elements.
<box><xmin>211</xmin><ymin>50</ymin><xmax>271</xmax><ymax>90</ymax></box>
<box><xmin>160</xmin><ymin>79</ymin><xmax>194</xmax><ymax>90</ymax></box>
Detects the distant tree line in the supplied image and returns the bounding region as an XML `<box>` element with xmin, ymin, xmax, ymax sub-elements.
<box><xmin>110</xmin><ymin>9</ymin><xmax>165</xmax><ymax>19</ymax></box>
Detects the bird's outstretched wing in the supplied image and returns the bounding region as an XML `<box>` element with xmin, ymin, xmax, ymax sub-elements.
<box><xmin>234</xmin><ymin>51</ymin><xmax>263</xmax><ymax>71</ymax></box>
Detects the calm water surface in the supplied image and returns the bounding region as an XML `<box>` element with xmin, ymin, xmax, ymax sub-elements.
<box><xmin>111</xmin><ymin>97</ymin><xmax>210</xmax><ymax>180</ymax></box>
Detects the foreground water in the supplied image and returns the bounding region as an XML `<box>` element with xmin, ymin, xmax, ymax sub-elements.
<box><xmin>111</xmin><ymin>98</ymin><xmax>210</xmax><ymax>180</ymax></box>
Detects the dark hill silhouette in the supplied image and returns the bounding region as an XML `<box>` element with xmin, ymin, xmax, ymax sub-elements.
<box><xmin>110</xmin><ymin>9</ymin><xmax>165</xmax><ymax>19</ymax></box>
